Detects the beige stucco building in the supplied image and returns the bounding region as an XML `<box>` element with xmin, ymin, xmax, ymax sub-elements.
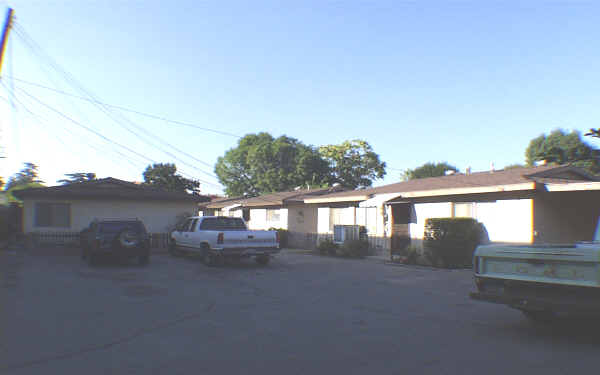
<box><xmin>303</xmin><ymin>165</ymin><xmax>600</xmax><ymax>255</ymax></box>
<box><xmin>15</xmin><ymin>178</ymin><xmax>209</xmax><ymax>235</ymax></box>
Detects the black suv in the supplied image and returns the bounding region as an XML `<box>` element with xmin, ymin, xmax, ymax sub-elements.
<box><xmin>80</xmin><ymin>219</ymin><xmax>151</xmax><ymax>266</ymax></box>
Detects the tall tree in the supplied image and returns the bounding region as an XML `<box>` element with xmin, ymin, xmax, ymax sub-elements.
<box><xmin>57</xmin><ymin>172</ymin><xmax>97</xmax><ymax>185</ymax></box>
<box><xmin>5</xmin><ymin>162</ymin><xmax>43</xmax><ymax>190</ymax></box>
<box><xmin>525</xmin><ymin>129</ymin><xmax>599</xmax><ymax>173</ymax></box>
<box><xmin>319</xmin><ymin>140</ymin><xmax>386</xmax><ymax>189</ymax></box>
<box><xmin>143</xmin><ymin>163</ymin><xmax>201</xmax><ymax>194</ymax></box>
<box><xmin>402</xmin><ymin>162</ymin><xmax>458</xmax><ymax>181</ymax></box>
<box><xmin>215</xmin><ymin>133</ymin><xmax>331</xmax><ymax>196</ymax></box>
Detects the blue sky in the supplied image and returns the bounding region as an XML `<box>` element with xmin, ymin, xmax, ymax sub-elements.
<box><xmin>1</xmin><ymin>0</ymin><xmax>599</xmax><ymax>195</ymax></box>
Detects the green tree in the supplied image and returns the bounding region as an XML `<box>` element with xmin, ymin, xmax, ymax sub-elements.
<box><xmin>402</xmin><ymin>162</ymin><xmax>458</xmax><ymax>181</ymax></box>
<box><xmin>0</xmin><ymin>177</ymin><xmax>4</xmax><ymax>190</ymax></box>
<box><xmin>5</xmin><ymin>162</ymin><xmax>43</xmax><ymax>190</ymax></box>
<box><xmin>215</xmin><ymin>133</ymin><xmax>331</xmax><ymax>196</ymax></box>
<box><xmin>6</xmin><ymin>182</ymin><xmax>45</xmax><ymax>205</ymax></box>
<box><xmin>525</xmin><ymin>129</ymin><xmax>599</xmax><ymax>173</ymax></box>
<box><xmin>57</xmin><ymin>172</ymin><xmax>96</xmax><ymax>185</ymax></box>
<box><xmin>143</xmin><ymin>163</ymin><xmax>201</xmax><ymax>194</ymax></box>
<box><xmin>318</xmin><ymin>140</ymin><xmax>386</xmax><ymax>189</ymax></box>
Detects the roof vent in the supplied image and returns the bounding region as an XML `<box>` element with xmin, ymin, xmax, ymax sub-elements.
<box><xmin>490</xmin><ymin>162</ymin><xmax>495</xmax><ymax>173</ymax></box>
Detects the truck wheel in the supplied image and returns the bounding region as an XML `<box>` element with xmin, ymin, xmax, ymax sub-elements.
<box><xmin>168</xmin><ymin>241</ymin><xmax>179</xmax><ymax>257</ymax></box>
<box><xmin>202</xmin><ymin>248</ymin><xmax>215</xmax><ymax>267</ymax></box>
<box><xmin>522</xmin><ymin>310</ymin><xmax>556</xmax><ymax>323</ymax></box>
<box><xmin>256</xmin><ymin>255</ymin><xmax>270</xmax><ymax>265</ymax></box>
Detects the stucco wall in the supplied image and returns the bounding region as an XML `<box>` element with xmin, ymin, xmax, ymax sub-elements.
<box><xmin>475</xmin><ymin>199</ymin><xmax>533</xmax><ymax>243</ymax></box>
<box><xmin>23</xmin><ymin>199</ymin><xmax>198</xmax><ymax>233</ymax></box>
<box><xmin>409</xmin><ymin>203</ymin><xmax>453</xmax><ymax>241</ymax></box>
<box><xmin>248</xmin><ymin>208</ymin><xmax>288</xmax><ymax>230</ymax></box>
<box><xmin>534</xmin><ymin>191</ymin><xmax>600</xmax><ymax>243</ymax></box>
<box><xmin>287</xmin><ymin>204</ymin><xmax>318</xmax><ymax>233</ymax></box>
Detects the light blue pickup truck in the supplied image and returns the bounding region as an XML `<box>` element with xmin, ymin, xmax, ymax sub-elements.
<box><xmin>470</xmin><ymin>221</ymin><xmax>600</xmax><ymax>321</ymax></box>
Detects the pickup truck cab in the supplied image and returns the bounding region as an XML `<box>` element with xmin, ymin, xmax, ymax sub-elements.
<box><xmin>470</xmin><ymin>220</ymin><xmax>600</xmax><ymax>321</ymax></box>
<box><xmin>169</xmin><ymin>216</ymin><xmax>280</xmax><ymax>266</ymax></box>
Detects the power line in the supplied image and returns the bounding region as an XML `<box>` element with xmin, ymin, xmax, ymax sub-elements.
<box><xmin>11</xmin><ymin>23</ymin><xmax>224</xmax><ymax>186</ymax></box>
<box><xmin>13</xmin><ymin>75</ymin><xmax>242</xmax><ymax>138</ymax></box>
<box><xmin>13</xmin><ymin>85</ymin><xmax>223</xmax><ymax>189</ymax></box>
<box><xmin>11</xmin><ymin>24</ymin><xmax>224</xmax><ymax>181</ymax></box>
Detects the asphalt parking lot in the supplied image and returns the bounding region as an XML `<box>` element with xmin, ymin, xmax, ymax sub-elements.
<box><xmin>1</xmin><ymin>249</ymin><xmax>599</xmax><ymax>375</ymax></box>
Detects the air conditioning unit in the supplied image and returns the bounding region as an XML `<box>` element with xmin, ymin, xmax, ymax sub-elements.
<box><xmin>333</xmin><ymin>225</ymin><xmax>360</xmax><ymax>244</ymax></box>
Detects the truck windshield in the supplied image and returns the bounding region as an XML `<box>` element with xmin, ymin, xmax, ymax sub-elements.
<box><xmin>199</xmin><ymin>218</ymin><xmax>247</xmax><ymax>231</ymax></box>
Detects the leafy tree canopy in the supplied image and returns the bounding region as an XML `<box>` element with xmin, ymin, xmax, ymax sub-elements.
<box><xmin>143</xmin><ymin>163</ymin><xmax>201</xmax><ymax>194</ymax></box>
<box><xmin>318</xmin><ymin>139</ymin><xmax>386</xmax><ymax>189</ymax></box>
<box><xmin>5</xmin><ymin>162</ymin><xmax>44</xmax><ymax>190</ymax></box>
<box><xmin>402</xmin><ymin>162</ymin><xmax>458</xmax><ymax>181</ymax></box>
<box><xmin>525</xmin><ymin>129</ymin><xmax>599</xmax><ymax>174</ymax></box>
<box><xmin>215</xmin><ymin>133</ymin><xmax>331</xmax><ymax>196</ymax></box>
<box><xmin>57</xmin><ymin>172</ymin><xmax>96</xmax><ymax>185</ymax></box>
<box><xmin>6</xmin><ymin>182</ymin><xmax>45</xmax><ymax>205</ymax></box>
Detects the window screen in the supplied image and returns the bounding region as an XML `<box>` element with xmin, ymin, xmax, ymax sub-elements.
<box><xmin>34</xmin><ymin>202</ymin><xmax>70</xmax><ymax>228</ymax></box>
<box><xmin>266</xmin><ymin>209</ymin><xmax>280</xmax><ymax>222</ymax></box>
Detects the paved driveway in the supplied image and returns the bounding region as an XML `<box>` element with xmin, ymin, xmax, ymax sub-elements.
<box><xmin>1</xmin><ymin>249</ymin><xmax>598</xmax><ymax>374</ymax></box>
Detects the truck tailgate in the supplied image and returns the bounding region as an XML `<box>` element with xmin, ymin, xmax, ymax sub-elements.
<box><xmin>475</xmin><ymin>244</ymin><xmax>600</xmax><ymax>288</ymax></box>
<box><xmin>221</xmin><ymin>231</ymin><xmax>278</xmax><ymax>249</ymax></box>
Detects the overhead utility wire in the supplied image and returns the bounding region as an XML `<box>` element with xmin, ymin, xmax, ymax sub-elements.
<box><xmin>3</xmin><ymin>82</ymin><xmax>144</xmax><ymax>170</ymax></box>
<box><xmin>11</xmin><ymin>25</ymin><xmax>222</xmax><ymax>182</ymax></box>
<box><xmin>7</xmin><ymin>76</ymin><xmax>242</xmax><ymax>139</ymax></box>
<box><xmin>14</xmin><ymin>86</ymin><xmax>223</xmax><ymax>189</ymax></box>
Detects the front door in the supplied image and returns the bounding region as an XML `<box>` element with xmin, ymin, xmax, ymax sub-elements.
<box><xmin>391</xmin><ymin>204</ymin><xmax>411</xmax><ymax>252</ymax></box>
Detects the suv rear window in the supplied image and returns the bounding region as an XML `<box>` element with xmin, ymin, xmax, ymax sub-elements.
<box><xmin>98</xmin><ymin>222</ymin><xmax>145</xmax><ymax>234</ymax></box>
<box><xmin>199</xmin><ymin>218</ymin><xmax>247</xmax><ymax>231</ymax></box>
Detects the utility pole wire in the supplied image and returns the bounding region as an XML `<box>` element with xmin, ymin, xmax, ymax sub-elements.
<box><xmin>7</xmin><ymin>77</ymin><xmax>242</xmax><ymax>138</ymax></box>
<box><xmin>14</xmin><ymin>86</ymin><xmax>223</xmax><ymax>189</ymax></box>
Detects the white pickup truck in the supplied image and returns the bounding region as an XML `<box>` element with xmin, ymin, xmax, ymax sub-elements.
<box><xmin>470</xmin><ymin>220</ymin><xmax>600</xmax><ymax>321</ymax></box>
<box><xmin>169</xmin><ymin>216</ymin><xmax>280</xmax><ymax>266</ymax></box>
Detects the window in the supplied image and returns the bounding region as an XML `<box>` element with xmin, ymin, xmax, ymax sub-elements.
<box><xmin>266</xmin><ymin>209</ymin><xmax>280</xmax><ymax>222</ymax></box>
<box><xmin>199</xmin><ymin>217</ymin><xmax>247</xmax><ymax>231</ymax></box>
<box><xmin>189</xmin><ymin>218</ymin><xmax>199</xmax><ymax>232</ymax></box>
<box><xmin>34</xmin><ymin>202</ymin><xmax>70</xmax><ymax>228</ymax></box>
<box><xmin>242</xmin><ymin>209</ymin><xmax>250</xmax><ymax>222</ymax></box>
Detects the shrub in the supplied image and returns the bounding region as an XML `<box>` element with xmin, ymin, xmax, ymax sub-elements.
<box><xmin>340</xmin><ymin>239</ymin><xmax>369</xmax><ymax>258</ymax></box>
<box><xmin>269</xmin><ymin>228</ymin><xmax>289</xmax><ymax>248</ymax></box>
<box><xmin>317</xmin><ymin>239</ymin><xmax>338</xmax><ymax>255</ymax></box>
<box><xmin>423</xmin><ymin>218</ymin><xmax>488</xmax><ymax>268</ymax></box>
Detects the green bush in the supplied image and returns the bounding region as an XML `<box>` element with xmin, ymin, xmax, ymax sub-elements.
<box><xmin>340</xmin><ymin>239</ymin><xmax>369</xmax><ymax>258</ymax></box>
<box><xmin>423</xmin><ymin>218</ymin><xmax>488</xmax><ymax>268</ymax></box>
<box><xmin>268</xmin><ymin>228</ymin><xmax>289</xmax><ymax>248</ymax></box>
<box><xmin>317</xmin><ymin>239</ymin><xmax>338</xmax><ymax>255</ymax></box>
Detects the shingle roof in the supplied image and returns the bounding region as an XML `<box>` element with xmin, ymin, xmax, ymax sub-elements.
<box><xmin>12</xmin><ymin>177</ymin><xmax>210</xmax><ymax>203</ymax></box>
<box><xmin>304</xmin><ymin>165</ymin><xmax>597</xmax><ymax>203</ymax></box>
<box><xmin>205</xmin><ymin>186</ymin><xmax>343</xmax><ymax>209</ymax></box>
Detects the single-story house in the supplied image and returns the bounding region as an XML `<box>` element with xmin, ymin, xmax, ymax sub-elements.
<box><xmin>13</xmin><ymin>177</ymin><xmax>210</xmax><ymax>237</ymax></box>
<box><xmin>202</xmin><ymin>187</ymin><xmax>343</xmax><ymax>233</ymax></box>
<box><xmin>303</xmin><ymin>165</ymin><xmax>600</xmax><ymax>254</ymax></box>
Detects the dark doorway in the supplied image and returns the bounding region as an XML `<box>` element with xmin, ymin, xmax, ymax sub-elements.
<box><xmin>391</xmin><ymin>203</ymin><xmax>411</xmax><ymax>251</ymax></box>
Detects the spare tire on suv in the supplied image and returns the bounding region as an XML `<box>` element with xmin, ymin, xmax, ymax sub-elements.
<box><xmin>80</xmin><ymin>219</ymin><xmax>151</xmax><ymax>266</ymax></box>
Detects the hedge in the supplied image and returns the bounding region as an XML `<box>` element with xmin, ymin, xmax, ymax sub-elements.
<box><xmin>423</xmin><ymin>217</ymin><xmax>489</xmax><ymax>268</ymax></box>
